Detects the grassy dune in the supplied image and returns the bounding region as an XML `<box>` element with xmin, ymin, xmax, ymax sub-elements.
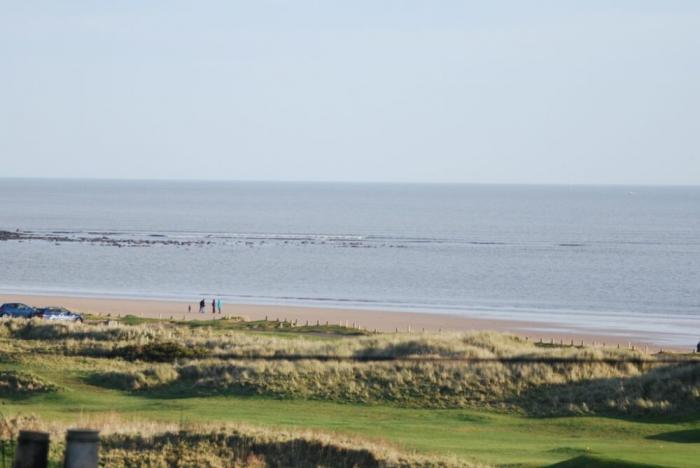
<box><xmin>0</xmin><ymin>317</ymin><xmax>698</xmax><ymax>467</ymax></box>
<box><xmin>0</xmin><ymin>415</ymin><xmax>467</xmax><ymax>468</ymax></box>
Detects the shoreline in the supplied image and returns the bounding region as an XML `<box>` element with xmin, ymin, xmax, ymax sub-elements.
<box><xmin>1</xmin><ymin>292</ymin><xmax>695</xmax><ymax>352</ymax></box>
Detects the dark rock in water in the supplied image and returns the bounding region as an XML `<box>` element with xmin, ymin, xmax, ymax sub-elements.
<box><xmin>0</xmin><ymin>230</ymin><xmax>23</xmax><ymax>241</ymax></box>
<box><xmin>1</xmin><ymin>229</ymin><xmax>216</xmax><ymax>249</ymax></box>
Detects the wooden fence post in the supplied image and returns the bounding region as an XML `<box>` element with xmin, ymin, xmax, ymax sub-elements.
<box><xmin>63</xmin><ymin>429</ymin><xmax>99</xmax><ymax>468</ymax></box>
<box><xmin>13</xmin><ymin>430</ymin><xmax>49</xmax><ymax>468</ymax></box>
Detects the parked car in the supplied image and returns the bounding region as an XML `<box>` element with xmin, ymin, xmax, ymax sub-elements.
<box><xmin>0</xmin><ymin>303</ymin><xmax>40</xmax><ymax>318</ymax></box>
<box><xmin>37</xmin><ymin>307</ymin><xmax>84</xmax><ymax>323</ymax></box>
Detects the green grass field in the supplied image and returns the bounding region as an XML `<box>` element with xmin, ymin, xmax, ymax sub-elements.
<box><xmin>0</xmin><ymin>317</ymin><xmax>698</xmax><ymax>467</ymax></box>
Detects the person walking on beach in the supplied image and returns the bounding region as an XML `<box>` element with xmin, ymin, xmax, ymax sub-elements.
<box><xmin>188</xmin><ymin>304</ymin><xmax>191</xmax><ymax>314</ymax></box>
<box><xmin>199</xmin><ymin>299</ymin><xmax>205</xmax><ymax>314</ymax></box>
<box><xmin>216</xmin><ymin>298</ymin><xmax>222</xmax><ymax>314</ymax></box>
<box><xmin>212</xmin><ymin>298</ymin><xmax>216</xmax><ymax>314</ymax></box>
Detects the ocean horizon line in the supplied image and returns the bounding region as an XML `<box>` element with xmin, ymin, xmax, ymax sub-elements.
<box><xmin>1</xmin><ymin>176</ymin><xmax>699</xmax><ymax>188</ymax></box>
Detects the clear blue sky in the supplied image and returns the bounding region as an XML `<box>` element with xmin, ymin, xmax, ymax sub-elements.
<box><xmin>1</xmin><ymin>1</ymin><xmax>698</xmax><ymax>184</ymax></box>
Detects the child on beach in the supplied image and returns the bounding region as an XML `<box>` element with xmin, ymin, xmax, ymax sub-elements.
<box><xmin>199</xmin><ymin>299</ymin><xmax>205</xmax><ymax>314</ymax></box>
<box><xmin>217</xmin><ymin>298</ymin><xmax>222</xmax><ymax>314</ymax></box>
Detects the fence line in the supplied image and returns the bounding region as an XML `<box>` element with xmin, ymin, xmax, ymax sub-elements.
<box><xmin>209</xmin><ymin>354</ymin><xmax>700</xmax><ymax>364</ymax></box>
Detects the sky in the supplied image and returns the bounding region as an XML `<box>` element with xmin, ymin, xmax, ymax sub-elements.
<box><xmin>1</xmin><ymin>1</ymin><xmax>698</xmax><ymax>185</ymax></box>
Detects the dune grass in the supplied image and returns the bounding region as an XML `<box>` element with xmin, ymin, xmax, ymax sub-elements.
<box><xmin>101</xmin><ymin>314</ymin><xmax>370</xmax><ymax>336</ymax></box>
<box><xmin>0</xmin><ymin>317</ymin><xmax>698</xmax><ymax>467</ymax></box>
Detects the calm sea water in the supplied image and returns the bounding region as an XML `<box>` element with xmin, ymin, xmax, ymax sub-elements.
<box><xmin>1</xmin><ymin>179</ymin><xmax>699</xmax><ymax>344</ymax></box>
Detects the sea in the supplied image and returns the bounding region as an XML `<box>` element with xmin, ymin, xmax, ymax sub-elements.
<box><xmin>1</xmin><ymin>179</ymin><xmax>699</xmax><ymax>346</ymax></box>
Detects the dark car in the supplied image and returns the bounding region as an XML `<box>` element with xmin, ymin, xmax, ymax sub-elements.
<box><xmin>37</xmin><ymin>307</ymin><xmax>84</xmax><ymax>323</ymax></box>
<box><xmin>0</xmin><ymin>303</ymin><xmax>40</xmax><ymax>318</ymax></box>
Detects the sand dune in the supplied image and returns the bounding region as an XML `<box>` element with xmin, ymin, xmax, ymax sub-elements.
<box><xmin>1</xmin><ymin>293</ymin><xmax>692</xmax><ymax>352</ymax></box>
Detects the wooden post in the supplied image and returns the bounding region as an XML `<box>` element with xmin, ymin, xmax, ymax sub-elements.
<box><xmin>63</xmin><ymin>429</ymin><xmax>99</xmax><ymax>468</ymax></box>
<box><xmin>13</xmin><ymin>430</ymin><xmax>49</xmax><ymax>468</ymax></box>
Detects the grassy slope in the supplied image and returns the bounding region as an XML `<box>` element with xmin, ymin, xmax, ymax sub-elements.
<box><xmin>2</xmin><ymin>352</ymin><xmax>699</xmax><ymax>467</ymax></box>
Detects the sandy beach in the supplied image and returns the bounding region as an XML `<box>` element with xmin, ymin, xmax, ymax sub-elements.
<box><xmin>1</xmin><ymin>293</ymin><xmax>692</xmax><ymax>352</ymax></box>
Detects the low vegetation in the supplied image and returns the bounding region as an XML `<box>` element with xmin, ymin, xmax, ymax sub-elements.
<box><xmin>0</xmin><ymin>316</ymin><xmax>698</xmax><ymax>466</ymax></box>
<box><xmin>100</xmin><ymin>427</ymin><xmax>469</xmax><ymax>468</ymax></box>
<box><xmin>521</xmin><ymin>362</ymin><xmax>699</xmax><ymax>416</ymax></box>
<box><xmin>2</xmin><ymin>318</ymin><xmax>695</xmax><ymax>416</ymax></box>
<box><xmin>0</xmin><ymin>370</ymin><xmax>57</xmax><ymax>396</ymax></box>
<box><xmin>91</xmin><ymin>357</ymin><xmax>698</xmax><ymax>416</ymax></box>
<box><xmin>0</xmin><ymin>415</ymin><xmax>470</xmax><ymax>468</ymax></box>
